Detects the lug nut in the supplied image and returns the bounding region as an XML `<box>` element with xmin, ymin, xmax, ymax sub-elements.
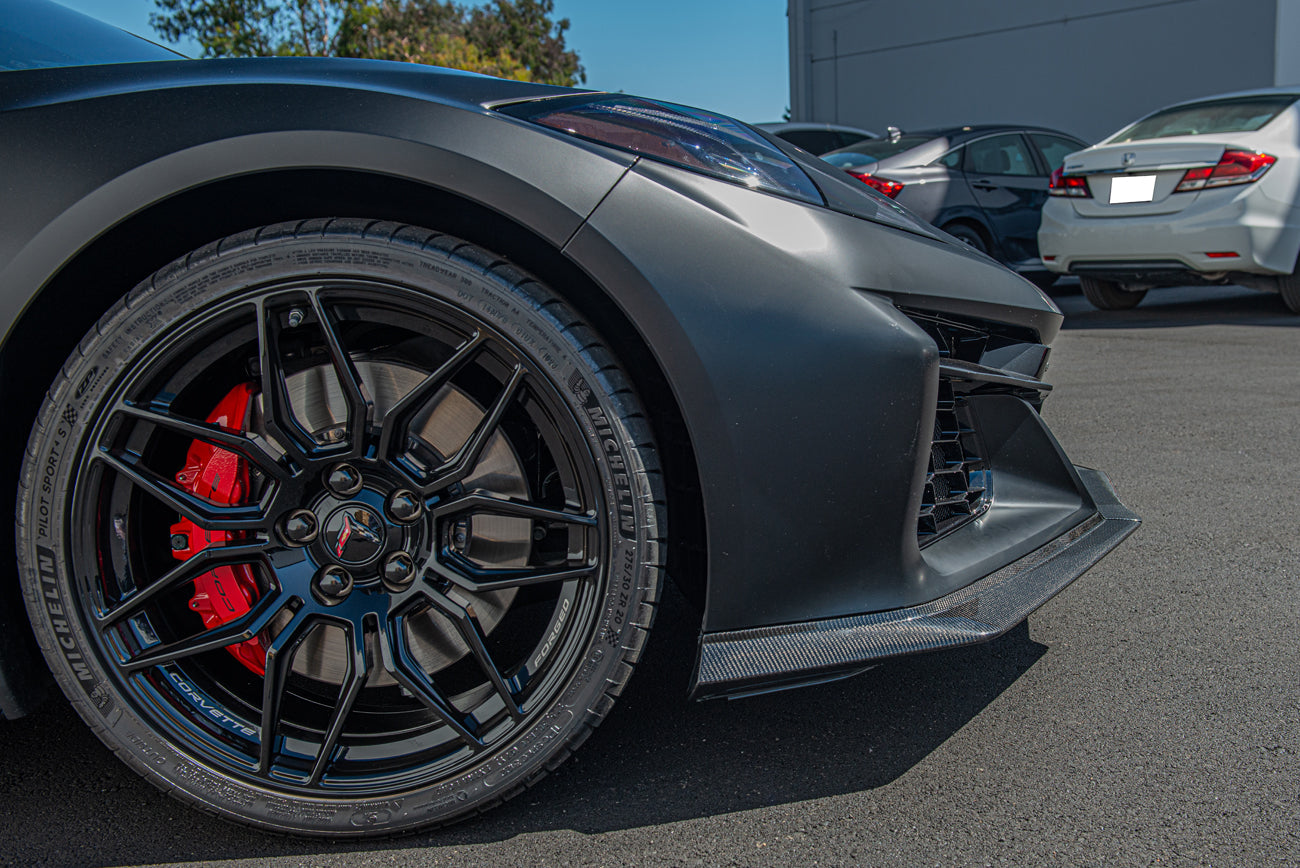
<box><xmin>279</xmin><ymin>509</ymin><xmax>318</xmax><ymax>546</ymax></box>
<box><xmin>170</xmin><ymin>533</ymin><xmax>189</xmax><ymax>551</ymax></box>
<box><xmin>312</xmin><ymin>565</ymin><xmax>353</xmax><ymax>605</ymax></box>
<box><xmin>381</xmin><ymin>551</ymin><xmax>417</xmax><ymax>592</ymax></box>
<box><xmin>386</xmin><ymin>489</ymin><xmax>423</xmax><ymax>524</ymax></box>
<box><xmin>325</xmin><ymin>463</ymin><xmax>363</xmax><ymax>497</ymax></box>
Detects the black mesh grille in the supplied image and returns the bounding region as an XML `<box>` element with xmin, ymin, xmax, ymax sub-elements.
<box><xmin>908</xmin><ymin>313</ymin><xmax>994</xmax><ymax>545</ymax></box>
<box><xmin>917</xmin><ymin>377</ymin><xmax>989</xmax><ymax>543</ymax></box>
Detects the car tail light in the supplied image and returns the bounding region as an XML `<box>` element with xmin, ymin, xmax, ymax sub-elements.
<box><xmin>1175</xmin><ymin>150</ymin><xmax>1275</xmax><ymax>192</ymax></box>
<box><xmin>847</xmin><ymin>172</ymin><xmax>904</xmax><ymax>198</ymax></box>
<box><xmin>1048</xmin><ymin>167</ymin><xmax>1091</xmax><ymax>198</ymax></box>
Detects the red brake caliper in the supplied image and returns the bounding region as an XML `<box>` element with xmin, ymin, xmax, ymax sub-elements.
<box><xmin>171</xmin><ymin>382</ymin><xmax>267</xmax><ymax>675</ymax></box>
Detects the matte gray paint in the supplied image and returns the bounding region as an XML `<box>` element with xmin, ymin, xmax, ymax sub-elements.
<box><xmin>0</xmin><ymin>51</ymin><xmax>1105</xmax><ymax>706</ymax></box>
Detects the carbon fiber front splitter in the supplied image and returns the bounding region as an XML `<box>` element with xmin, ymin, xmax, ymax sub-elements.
<box><xmin>690</xmin><ymin>467</ymin><xmax>1139</xmax><ymax>700</ymax></box>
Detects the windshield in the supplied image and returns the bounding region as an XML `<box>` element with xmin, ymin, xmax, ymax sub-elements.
<box><xmin>1</xmin><ymin>0</ymin><xmax>182</xmax><ymax>72</ymax></box>
<box><xmin>1112</xmin><ymin>95</ymin><xmax>1297</xmax><ymax>142</ymax></box>
<box><xmin>822</xmin><ymin>134</ymin><xmax>933</xmax><ymax>167</ymax></box>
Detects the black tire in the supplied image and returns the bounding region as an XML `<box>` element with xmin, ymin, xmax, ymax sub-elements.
<box><xmin>16</xmin><ymin>219</ymin><xmax>664</xmax><ymax>837</ymax></box>
<box><xmin>1278</xmin><ymin>272</ymin><xmax>1300</xmax><ymax>313</ymax></box>
<box><xmin>1079</xmin><ymin>275</ymin><xmax>1146</xmax><ymax>310</ymax></box>
<box><xmin>941</xmin><ymin>222</ymin><xmax>989</xmax><ymax>256</ymax></box>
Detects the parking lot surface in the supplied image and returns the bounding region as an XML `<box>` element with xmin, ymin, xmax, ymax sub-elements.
<box><xmin>2</xmin><ymin>283</ymin><xmax>1297</xmax><ymax>868</ymax></box>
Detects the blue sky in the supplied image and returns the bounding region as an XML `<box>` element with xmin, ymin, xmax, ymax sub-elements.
<box><xmin>56</xmin><ymin>0</ymin><xmax>792</xmax><ymax>122</ymax></box>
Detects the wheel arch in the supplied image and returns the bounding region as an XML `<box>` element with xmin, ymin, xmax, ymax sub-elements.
<box><xmin>937</xmin><ymin>213</ymin><xmax>996</xmax><ymax>252</ymax></box>
<box><xmin>0</xmin><ymin>168</ymin><xmax>707</xmax><ymax>715</ymax></box>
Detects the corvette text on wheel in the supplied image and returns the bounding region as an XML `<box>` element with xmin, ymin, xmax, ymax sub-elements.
<box><xmin>0</xmin><ymin>0</ymin><xmax>1138</xmax><ymax>837</ymax></box>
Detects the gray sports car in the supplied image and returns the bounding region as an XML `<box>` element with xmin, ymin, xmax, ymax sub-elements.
<box><xmin>0</xmin><ymin>0</ymin><xmax>1137</xmax><ymax>836</ymax></box>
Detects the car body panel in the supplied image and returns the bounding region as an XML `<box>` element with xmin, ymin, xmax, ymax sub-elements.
<box><xmin>576</xmin><ymin>164</ymin><xmax>1047</xmax><ymax>631</ymax></box>
<box><xmin>0</xmin><ymin>60</ymin><xmax>638</xmax><ymax>343</ymax></box>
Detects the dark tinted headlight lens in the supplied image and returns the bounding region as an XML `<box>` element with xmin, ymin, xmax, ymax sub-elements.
<box><xmin>500</xmin><ymin>95</ymin><xmax>823</xmax><ymax>205</ymax></box>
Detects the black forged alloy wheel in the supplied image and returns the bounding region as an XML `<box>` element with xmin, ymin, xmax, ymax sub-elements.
<box><xmin>16</xmin><ymin>220</ymin><xmax>664</xmax><ymax>836</ymax></box>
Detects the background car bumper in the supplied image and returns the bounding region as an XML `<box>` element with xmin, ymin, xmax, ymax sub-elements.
<box><xmin>1038</xmin><ymin>186</ymin><xmax>1300</xmax><ymax>276</ymax></box>
<box><xmin>691</xmin><ymin>466</ymin><xmax>1139</xmax><ymax>700</ymax></box>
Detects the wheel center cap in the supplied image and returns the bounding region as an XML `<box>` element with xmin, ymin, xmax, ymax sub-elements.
<box><xmin>323</xmin><ymin>504</ymin><xmax>387</xmax><ymax>565</ymax></box>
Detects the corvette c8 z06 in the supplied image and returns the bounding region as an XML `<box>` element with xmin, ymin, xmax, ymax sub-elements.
<box><xmin>0</xmin><ymin>0</ymin><xmax>1138</xmax><ymax>837</ymax></box>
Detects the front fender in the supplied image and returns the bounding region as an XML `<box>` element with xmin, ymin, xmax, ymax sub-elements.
<box><xmin>565</xmin><ymin>159</ymin><xmax>1064</xmax><ymax>634</ymax></box>
<box><xmin>0</xmin><ymin>82</ymin><xmax>633</xmax><ymax>344</ymax></box>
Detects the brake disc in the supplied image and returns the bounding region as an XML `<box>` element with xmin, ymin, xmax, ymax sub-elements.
<box><xmin>264</xmin><ymin>359</ymin><xmax>529</xmax><ymax>687</ymax></box>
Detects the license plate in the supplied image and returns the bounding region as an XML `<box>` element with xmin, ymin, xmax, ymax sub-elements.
<box><xmin>1110</xmin><ymin>174</ymin><xmax>1157</xmax><ymax>204</ymax></box>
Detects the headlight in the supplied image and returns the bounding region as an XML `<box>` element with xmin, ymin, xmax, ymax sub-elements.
<box><xmin>499</xmin><ymin>95</ymin><xmax>823</xmax><ymax>205</ymax></box>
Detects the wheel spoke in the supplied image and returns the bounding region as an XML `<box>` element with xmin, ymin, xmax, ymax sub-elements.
<box><xmin>93</xmin><ymin>449</ymin><xmax>267</xmax><ymax>532</ymax></box>
<box><xmin>114</xmin><ymin>400</ymin><xmax>287</xmax><ymax>482</ymax></box>
<box><xmin>308</xmin><ymin>291</ymin><xmax>373</xmax><ymax>456</ymax></box>
<box><xmin>121</xmin><ymin>591</ymin><xmax>290</xmax><ymax>672</ymax></box>
<box><xmin>309</xmin><ymin>616</ymin><xmax>372</xmax><ymax>786</ymax></box>
<box><xmin>95</xmin><ymin>540</ymin><xmax>268</xmax><ymax>627</ymax></box>
<box><xmin>376</xmin><ymin>330</ymin><xmax>484</xmax><ymax>461</ymax></box>
<box><xmin>428</xmin><ymin>590</ymin><xmax>521</xmax><ymax>721</ymax></box>
<box><xmin>431</xmin><ymin>492</ymin><xmax>597</xmax><ymax>527</ymax></box>
<box><xmin>258</xmin><ymin>606</ymin><xmax>314</xmax><ymax>775</ymax></box>
<box><xmin>379</xmin><ymin>610</ymin><xmax>483</xmax><ymax>748</ymax></box>
<box><xmin>429</xmin><ymin>555</ymin><xmax>596</xmax><ymax>595</ymax></box>
<box><xmin>255</xmin><ymin>296</ymin><xmax>321</xmax><ymax>467</ymax></box>
<box><xmin>421</xmin><ymin>364</ymin><xmax>525</xmax><ymax>494</ymax></box>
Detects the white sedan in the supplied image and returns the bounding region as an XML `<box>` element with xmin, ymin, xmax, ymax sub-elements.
<box><xmin>1038</xmin><ymin>88</ymin><xmax>1300</xmax><ymax>312</ymax></box>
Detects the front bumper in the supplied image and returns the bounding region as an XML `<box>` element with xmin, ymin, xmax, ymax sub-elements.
<box><xmin>1038</xmin><ymin>185</ymin><xmax>1300</xmax><ymax>276</ymax></box>
<box><xmin>691</xmin><ymin>467</ymin><xmax>1138</xmax><ymax>700</ymax></box>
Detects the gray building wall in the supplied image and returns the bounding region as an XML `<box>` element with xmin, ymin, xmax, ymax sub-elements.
<box><xmin>789</xmin><ymin>0</ymin><xmax>1300</xmax><ymax>143</ymax></box>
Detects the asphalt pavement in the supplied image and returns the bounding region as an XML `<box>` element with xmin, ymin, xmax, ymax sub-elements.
<box><xmin>2</xmin><ymin>281</ymin><xmax>1298</xmax><ymax>867</ymax></box>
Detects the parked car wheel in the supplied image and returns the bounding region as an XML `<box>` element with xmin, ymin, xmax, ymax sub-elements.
<box><xmin>1277</xmin><ymin>270</ymin><xmax>1300</xmax><ymax>313</ymax></box>
<box><xmin>16</xmin><ymin>220</ymin><xmax>664</xmax><ymax>836</ymax></box>
<box><xmin>942</xmin><ymin>222</ymin><xmax>989</xmax><ymax>255</ymax></box>
<box><xmin>1079</xmin><ymin>275</ymin><xmax>1147</xmax><ymax>310</ymax></box>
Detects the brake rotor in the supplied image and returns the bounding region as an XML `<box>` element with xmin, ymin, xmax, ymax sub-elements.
<box><xmin>273</xmin><ymin>359</ymin><xmax>529</xmax><ymax>687</ymax></box>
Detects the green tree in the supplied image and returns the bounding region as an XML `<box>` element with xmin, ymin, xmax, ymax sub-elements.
<box><xmin>153</xmin><ymin>0</ymin><xmax>583</xmax><ymax>84</ymax></box>
<box><xmin>151</xmin><ymin>0</ymin><xmax>348</xmax><ymax>57</ymax></box>
<box><xmin>335</xmin><ymin>0</ymin><xmax>530</xmax><ymax>80</ymax></box>
<box><xmin>465</xmin><ymin>0</ymin><xmax>584</xmax><ymax>86</ymax></box>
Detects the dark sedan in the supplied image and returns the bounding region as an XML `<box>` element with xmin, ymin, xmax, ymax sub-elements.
<box><xmin>823</xmin><ymin>126</ymin><xmax>1088</xmax><ymax>286</ymax></box>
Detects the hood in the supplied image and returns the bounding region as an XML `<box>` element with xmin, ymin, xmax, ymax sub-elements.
<box><xmin>1</xmin><ymin>54</ymin><xmax>588</xmax><ymax>113</ymax></box>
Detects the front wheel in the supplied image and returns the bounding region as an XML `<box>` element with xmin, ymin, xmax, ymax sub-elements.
<box><xmin>1080</xmin><ymin>275</ymin><xmax>1146</xmax><ymax>310</ymax></box>
<box><xmin>17</xmin><ymin>220</ymin><xmax>664</xmax><ymax>836</ymax></box>
<box><xmin>941</xmin><ymin>222</ymin><xmax>989</xmax><ymax>256</ymax></box>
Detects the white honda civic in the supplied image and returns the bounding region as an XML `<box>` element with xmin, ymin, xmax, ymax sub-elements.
<box><xmin>1038</xmin><ymin>88</ymin><xmax>1300</xmax><ymax>312</ymax></box>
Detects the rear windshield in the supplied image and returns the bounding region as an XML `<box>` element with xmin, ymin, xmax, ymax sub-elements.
<box><xmin>822</xmin><ymin>134</ymin><xmax>933</xmax><ymax>167</ymax></box>
<box><xmin>1112</xmin><ymin>95</ymin><xmax>1297</xmax><ymax>142</ymax></box>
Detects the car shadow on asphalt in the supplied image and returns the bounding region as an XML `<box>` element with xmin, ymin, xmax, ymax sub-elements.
<box><xmin>1051</xmin><ymin>281</ymin><xmax>1300</xmax><ymax>329</ymax></box>
<box><xmin>0</xmin><ymin>585</ymin><xmax>1046</xmax><ymax>865</ymax></box>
